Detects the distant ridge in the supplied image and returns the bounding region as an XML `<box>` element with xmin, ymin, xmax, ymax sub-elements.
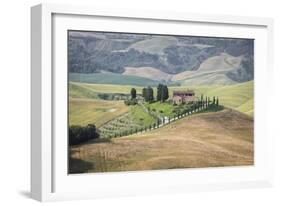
<box><xmin>123</xmin><ymin>67</ymin><xmax>172</xmax><ymax>82</ymax></box>
<box><xmin>69</xmin><ymin>72</ymin><xmax>160</xmax><ymax>86</ymax></box>
<box><xmin>68</xmin><ymin>31</ymin><xmax>254</xmax><ymax>83</ymax></box>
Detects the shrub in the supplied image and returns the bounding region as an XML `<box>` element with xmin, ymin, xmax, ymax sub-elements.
<box><xmin>69</xmin><ymin>124</ymin><xmax>99</xmax><ymax>145</ymax></box>
<box><xmin>124</xmin><ymin>98</ymin><xmax>138</xmax><ymax>106</ymax></box>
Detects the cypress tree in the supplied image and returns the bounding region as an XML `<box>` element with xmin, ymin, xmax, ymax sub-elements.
<box><xmin>157</xmin><ymin>84</ymin><xmax>163</xmax><ymax>101</ymax></box>
<box><xmin>162</xmin><ymin>85</ymin><xmax>169</xmax><ymax>102</ymax></box>
<box><xmin>147</xmin><ymin>87</ymin><xmax>154</xmax><ymax>103</ymax></box>
<box><xmin>142</xmin><ymin>88</ymin><xmax>148</xmax><ymax>102</ymax></box>
<box><xmin>131</xmin><ymin>88</ymin><xmax>136</xmax><ymax>99</ymax></box>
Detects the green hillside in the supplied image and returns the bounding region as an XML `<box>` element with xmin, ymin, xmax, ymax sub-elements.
<box><xmin>69</xmin><ymin>83</ymin><xmax>99</xmax><ymax>99</ymax></box>
<box><xmin>200</xmin><ymin>81</ymin><xmax>253</xmax><ymax>116</ymax></box>
<box><xmin>69</xmin><ymin>80</ymin><xmax>254</xmax><ymax>117</ymax></box>
<box><xmin>69</xmin><ymin>82</ymin><xmax>144</xmax><ymax>96</ymax></box>
<box><xmin>69</xmin><ymin>73</ymin><xmax>159</xmax><ymax>86</ymax></box>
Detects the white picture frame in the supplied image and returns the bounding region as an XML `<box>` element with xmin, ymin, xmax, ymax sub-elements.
<box><xmin>31</xmin><ymin>3</ymin><xmax>274</xmax><ymax>202</ymax></box>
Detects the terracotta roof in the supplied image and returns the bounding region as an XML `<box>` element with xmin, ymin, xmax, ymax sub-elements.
<box><xmin>173</xmin><ymin>90</ymin><xmax>194</xmax><ymax>95</ymax></box>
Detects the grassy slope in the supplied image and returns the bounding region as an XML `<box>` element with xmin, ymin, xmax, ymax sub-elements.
<box><xmin>69</xmin><ymin>98</ymin><xmax>129</xmax><ymax>127</ymax></box>
<box><xmin>170</xmin><ymin>80</ymin><xmax>254</xmax><ymax>116</ymax></box>
<box><xmin>70</xmin><ymin>82</ymin><xmax>144</xmax><ymax>95</ymax></box>
<box><xmin>145</xmin><ymin>102</ymin><xmax>174</xmax><ymax>117</ymax></box>
<box><xmin>69</xmin><ymin>80</ymin><xmax>253</xmax><ymax>130</ymax></box>
<box><xmin>69</xmin><ymin>72</ymin><xmax>159</xmax><ymax>86</ymax></box>
<box><xmin>200</xmin><ymin>81</ymin><xmax>253</xmax><ymax>116</ymax></box>
<box><xmin>69</xmin><ymin>83</ymin><xmax>99</xmax><ymax>99</ymax></box>
<box><xmin>70</xmin><ymin>81</ymin><xmax>253</xmax><ymax>116</ymax></box>
<box><xmin>69</xmin><ymin>108</ymin><xmax>253</xmax><ymax>173</ymax></box>
<box><xmin>130</xmin><ymin>105</ymin><xmax>157</xmax><ymax>126</ymax></box>
<box><xmin>70</xmin><ymin>81</ymin><xmax>254</xmax><ymax>116</ymax></box>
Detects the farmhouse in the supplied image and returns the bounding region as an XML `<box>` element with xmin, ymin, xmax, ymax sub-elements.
<box><xmin>172</xmin><ymin>90</ymin><xmax>196</xmax><ymax>105</ymax></box>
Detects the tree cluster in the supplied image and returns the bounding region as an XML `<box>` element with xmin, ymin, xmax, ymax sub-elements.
<box><xmin>69</xmin><ymin>124</ymin><xmax>99</xmax><ymax>145</ymax></box>
<box><xmin>156</xmin><ymin>84</ymin><xmax>169</xmax><ymax>102</ymax></box>
<box><xmin>142</xmin><ymin>87</ymin><xmax>154</xmax><ymax>103</ymax></box>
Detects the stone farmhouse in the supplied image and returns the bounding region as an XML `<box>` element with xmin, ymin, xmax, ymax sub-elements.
<box><xmin>172</xmin><ymin>90</ymin><xmax>196</xmax><ymax>105</ymax></box>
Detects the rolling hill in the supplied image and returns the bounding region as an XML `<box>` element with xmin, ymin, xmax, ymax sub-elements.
<box><xmin>68</xmin><ymin>31</ymin><xmax>254</xmax><ymax>82</ymax></box>
<box><xmin>69</xmin><ymin>108</ymin><xmax>253</xmax><ymax>173</ymax></box>
<box><xmin>165</xmin><ymin>53</ymin><xmax>244</xmax><ymax>85</ymax></box>
<box><xmin>69</xmin><ymin>52</ymin><xmax>247</xmax><ymax>86</ymax></box>
<box><xmin>170</xmin><ymin>80</ymin><xmax>254</xmax><ymax>116</ymax></box>
<box><xmin>69</xmin><ymin>72</ymin><xmax>159</xmax><ymax>86</ymax></box>
<box><xmin>126</xmin><ymin>36</ymin><xmax>178</xmax><ymax>54</ymax></box>
<box><xmin>69</xmin><ymin>80</ymin><xmax>254</xmax><ymax>116</ymax></box>
<box><xmin>69</xmin><ymin>82</ymin><xmax>144</xmax><ymax>96</ymax></box>
<box><xmin>177</xmin><ymin>53</ymin><xmax>243</xmax><ymax>85</ymax></box>
<box><xmin>122</xmin><ymin>66</ymin><xmax>172</xmax><ymax>81</ymax></box>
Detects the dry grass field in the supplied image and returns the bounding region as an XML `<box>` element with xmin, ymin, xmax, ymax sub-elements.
<box><xmin>69</xmin><ymin>108</ymin><xmax>254</xmax><ymax>173</ymax></box>
<box><xmin>69</xmin><ymin>98</ymin><xmax>129</xmax><ymax>127</ymax></box>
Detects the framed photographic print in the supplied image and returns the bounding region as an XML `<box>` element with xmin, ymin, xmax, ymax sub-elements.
<box><xmin>31</xmin><ymin>3</ymin><xmax>274</xmax><ymax>201</ymax></box>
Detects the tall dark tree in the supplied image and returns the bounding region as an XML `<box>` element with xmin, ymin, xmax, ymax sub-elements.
<box><xmin>142</xmin><ymin>87</ymin><xmax>154</xmax><ymax>102</ymax></box>
<box><xmin>200</xmin><ymin>94</ymin><xmax>203</xmax><ymax>106</ymax></box>
<box><xmin>131</xmin><ymin>88</ymin><xmax>136</xmax><ymax>99</ymax></box>
<box><xmin>157</xmin><ymin>84</ymin><xmax>163</xmax><ymax>101</ymax></box>
<box><xmin>147</xmin><ymin>86</ymin><xmax>154</xmax><ymax>103</ymax></box>
<box><xmin>142</xmin><ymin>88</ymin><xmax>148</xmax><ymax>101</ymax></box>
<box><xmin>216</xmin><ymin>97</ymin><xmax>219</xmax><ymax>107</ymax></box>
<box><xmin>157</xmin><ymin>84</ymin><xmax>169</xmax><ymax>102</ymax></box>
<box><xmin>162</xmin><ymin>85</ymin><xmax>169</xmax><ymax>102</ymax></box>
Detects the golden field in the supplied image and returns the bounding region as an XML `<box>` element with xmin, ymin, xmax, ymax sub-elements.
<box><xmin>69</xmin><ymin>108</ymin><xmax>253</xmax><ymax>173</ymax></box>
